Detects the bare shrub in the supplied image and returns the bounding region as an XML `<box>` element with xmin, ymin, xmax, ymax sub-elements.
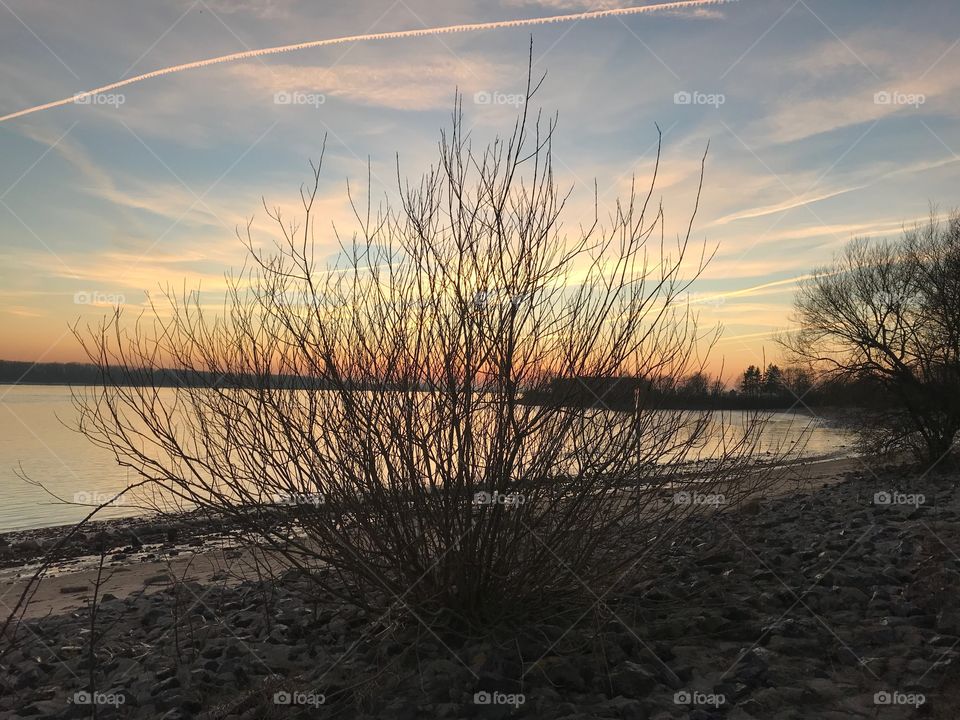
<box><xmin>784</xmin><ymin>210</ymin><xmax>960</xmax><ymax>465</ymax></box>
<box><xmin>72</xmin><ymin>64</ymin><xmax>778</xmax><ymax>631</ymax></box>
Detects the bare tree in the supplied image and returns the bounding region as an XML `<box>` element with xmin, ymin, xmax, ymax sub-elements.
<box><xmin>783</xmin><ymin>210</ymin><xmax>960</xmax><ymax>464</ymax></box>
<box><xmin>71</xmin><ymin>61</ymin><xmax>777</xmax><ymax>631</ymax></box>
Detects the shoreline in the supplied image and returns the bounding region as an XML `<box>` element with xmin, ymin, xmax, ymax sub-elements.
<box><xmin>3</xmin><ymin>455</ymin><xmax>958</xmax><ymax>718</ymax></box>
<box><xmin>2</xmin><ymin>453</ymin><xmax>863</xmax><ymax>620</ymax></box>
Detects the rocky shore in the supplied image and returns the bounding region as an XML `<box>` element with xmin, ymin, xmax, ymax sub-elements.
<box><xmin>0</xmin><ymin>510</ymin><xmax>234</xmax><ymax>572</ymax></box>
<box><xmin>2</xmin><ymin>461</ymin><xmax>959</xmax><ymax>719</ymax></box>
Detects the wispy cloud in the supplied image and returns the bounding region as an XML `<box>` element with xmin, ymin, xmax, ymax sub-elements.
<box><xmin>0</xmin><ymin>0</ymin><xmax>734</xmax><ymax>124</ymax></box>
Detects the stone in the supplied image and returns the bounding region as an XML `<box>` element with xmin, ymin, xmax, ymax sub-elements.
<box><xmin>609</xmin><ymin>661</ymin><xmax>658</xmax><ymax>698</ymax></box>
<box><xmin>532</xmin><ymin>656</ymin><xmax>587</xmax><ymax>692</ymax></box>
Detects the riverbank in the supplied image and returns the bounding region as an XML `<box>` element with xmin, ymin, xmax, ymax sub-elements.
<box><xmin>4</xmin><ymin>455</ymin><xmax>959</xmax><ymax>718</ymax></box>
<box><xmin>0</xmin><ymin>454</ymin><xmax>859</xmax><ymax>619</ymax></box>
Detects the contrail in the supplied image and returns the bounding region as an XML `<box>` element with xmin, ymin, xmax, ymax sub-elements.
<box><xmin>1</xmin><ymin>0</ymin><xmax>734</xmax><ymax>124</ymax></box>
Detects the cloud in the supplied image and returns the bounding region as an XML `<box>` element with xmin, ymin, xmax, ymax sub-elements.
<box><xmin>229</xmin><ymin>57</ymin><xmax>509</xmax><ymax>111</ymax></box>
<box><xmin>0</xmin><ymin>0</ymin><xmax>735</xmax><ymax>124</ymax></box>
<box><xmin>711</xmin><ymin>154</ymin><xmax>960</xmax><ymax>226</ymax></box>
<box><xmin>192</xmin><ymin>0</ymin><xmax>295</xmax><ymax>19</ymax></box>
<box><xmin>739</xmin><ymin>29</ymin><xmax>960</xmax><ymax>146</ymax></box>
<box><xmin>502</xmin><ymin>0</ymin><xmax>726</xmax><ymax>18</ymax></box>
<box><xmin>713</xmin><ymin>184</ymin><xmax>868</xmax><ymax>225</ymax></box>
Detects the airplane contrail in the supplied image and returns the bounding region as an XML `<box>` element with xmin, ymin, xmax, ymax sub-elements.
<box><xmin>1</xmin><ymin>0</ymin><xmax>734</xmax><ymax>124</ymax></box>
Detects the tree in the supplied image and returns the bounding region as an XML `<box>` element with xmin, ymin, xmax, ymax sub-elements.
<box><xmin>72</xmin><ymin>63</ymin><xmax>775</xmax><ymax>631</ymax></box>
<box><xmin>680</xmin><ymin>371</ymin><xmax>710</xmax><ymax>397</ymax></box>
<box><xmin>740</xmin><ymin>365</ymin><xmax>763</xmax><ymax>395</ymax></box>
<box><xmin>781</xmin><ymin>365</ymin><xmax>814</xmax><ymax>398</ymax></box>
<box><xmin>762</xmin><ymin>363</ymin><xmax>784</xmax><ymax>395</ymax></box>
<box><xmin>784</xmin><ymin>211</ymin><xmax>960</xmax><ymax>463</ymax></box>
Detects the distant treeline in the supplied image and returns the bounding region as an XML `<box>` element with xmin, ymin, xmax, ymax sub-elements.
<box><xmin>0</xmin><ymin>360</ymin><xmax>327</xmax><ymax>389</ymax></box>
<box><xmin>2</xmin><ymin>359</ymin><xmax>893</xmax><ymax>410</ymax></box>
<box><xmin>520</xmin><ymin>364</ymin><xmax>895</xmax><ymax>411</ymax></box>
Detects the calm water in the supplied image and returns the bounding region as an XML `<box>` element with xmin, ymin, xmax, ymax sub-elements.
<box><xmin>0</xmin><ymin>385</ymin><xmax>856</xmax><ymax>533</ymax></box>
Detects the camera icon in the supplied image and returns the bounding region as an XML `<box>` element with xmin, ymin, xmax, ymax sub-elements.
<box><xmin>674</xmin><ymin>91</ymin><xmax>692</xmax><ymax>105</ymax></box>
<box><xmin>72</xmin><ymin>691</ymin><xmax>92</xmax><ymax>705</ymax></box>
<box><xmin>273</xmin><ymin>690</ymin><xmax>292</xmax><ymax>705</ymax></box>
<box><xmin>473</xmin><ymin>91</ymin><xmax>492</xmax><ymax>105</ymax></box>
<box><xmin>674</xmin><ymin>690</ymin><xmax>692</xmax><ymax>704</ymax></box>
<box><xmin>274</xmin><ymin>91</ymin><xmax>292</xmax><ymax>105</ymax></box>
<box><xmin>473</xmin><ymin>491</ymin><xmax>491</xmax><ymax>505</ymax></box>
<box><xmin>873</xmin><ymin>491</ymin><xmax>892</xmax><ymax>505</ymax></box>
<box><xmin>473</xmin><ymin>691</ymin><xmax>492</xmax><ymax>704</ymax></box>
<box><xmin>874</xmin><ymin>690</ymin><xmax>892</xmax><ymax>705</ymax></box>
<box><xmin>74</xmin><ymin>491</ymin><xmax>93</xmax><ymax>504</ymax></box>
<box><xmin>673</xmin><ymin>491</ymin><xmax>691</xmax><ymax>505</ymax></box>
<box><xmin>74</xmin><ymin>291</ymin><xmax>92</xmax><ymax>305</ymax></box>
<box><xmin>874</xmin><ymin>91</ymin><xmax>891</xmax><ymax>105</ymax></box>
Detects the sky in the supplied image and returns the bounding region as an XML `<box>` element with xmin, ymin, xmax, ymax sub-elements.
<box><xmin>1</xmin><ymin>0</ymin><xmax>959</xmax><ymax>380</ymax></box>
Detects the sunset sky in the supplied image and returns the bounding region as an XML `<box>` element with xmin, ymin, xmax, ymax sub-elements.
<box><xmin>2</xmin><ymin>0</ymin><xmax>959</xmax><ymax>380</ymax></box>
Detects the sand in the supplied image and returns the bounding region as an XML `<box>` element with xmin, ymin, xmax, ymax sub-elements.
<box><xmin>2</xmin><ymin>455</ymin><xmax>861</xmax><ymax>620</ymax></box>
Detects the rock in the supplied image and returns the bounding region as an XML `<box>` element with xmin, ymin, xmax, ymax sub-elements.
<box><xmin>16</xmin><ymin>538</ymin><xmax>42</xmax><ymax>553</ymax></box>
<box><xmin>609</xmin><ymin>661</ymin><xmax>657</xmax><ymax>698</ymax></box>
<box><xmin>532</xmin><ymin>656</ymin><xmax>587</xmax><ymax>691</ymax></box>
<box><xmin>380</xmin><ymin>698</ymin><xmax>419</xmax><ymax>720</ymax></box>
<box><xmin>328</xmin><ymin>617</ymin><xmax>349</xmax><ymax>634</ymax></box>
<box><xmin>937</xmin><ymin>609</ymin><xmax>960</xmax><ymax>635</ymax></box>
<box><xmin>602</xmin><ymin>695</ymin><xmax>647</xmax><ymax>719</ymax></box>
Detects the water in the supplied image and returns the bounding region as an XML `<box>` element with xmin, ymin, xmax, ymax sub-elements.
<box><xmin>0</xmin><ymin>385</ymin><xmax>856</xmax><ymax>533</ymax></box>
